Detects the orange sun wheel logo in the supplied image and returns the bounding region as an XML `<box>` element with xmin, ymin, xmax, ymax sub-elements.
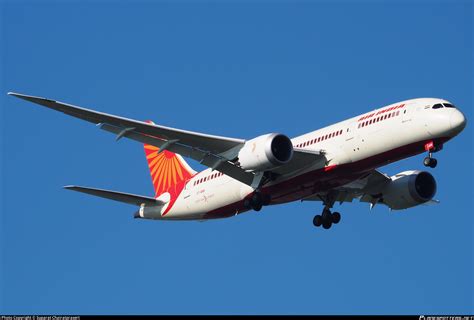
<box><xmin>144</xmin><ymin>144</ymin><xmax>193</xmax><ymax>197</ymax></box>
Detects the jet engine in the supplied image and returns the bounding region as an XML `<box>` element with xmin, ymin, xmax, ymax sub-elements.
<box><xmin>382</xmin><ymin>170</ymin><xmax>437</xmax><ymax>210</ymax></box>
<box><xmin>238</xmin><ymin>133</ymin><xmax>294</xmax><ymax>171</ymax></box>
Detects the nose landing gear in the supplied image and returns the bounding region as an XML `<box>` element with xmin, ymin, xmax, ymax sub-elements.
<box><xmin>423</xmin><ymin>141</ymin><xmax>442</xmax><ymax>168</ymax></box>
<box><xmin>423</xmin><ymin>155</ymin><xmax>437</xmax><ymax>168</ymax></box>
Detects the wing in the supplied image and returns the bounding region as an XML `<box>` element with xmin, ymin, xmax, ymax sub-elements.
<box><xmin>8</xmin><ymin>92</ymin><xmax>325</xmax><ymax>186</ymax></box>
<box><xmin>271</xmin><ymin>148</ymin><xmax>327</xmax><ymax>176</ymax></box>
<box><xmin>302</xmin><ymin>169</ymin><xmax>392</xmax><ymax>207</ymax></box>
<box><xmin>8</xmin><ymin>92</ymin><xmax>256</xmax><ymax>186</ymax></box>
<box><xmin>64</xmin><ymin>185</ymin><xmax>164</xmax><ymax>206</ymax></box>
<box><xmin>303</xmin><ymin>170</ymin><xmax>440</xmax><ymax>209</ymax></box>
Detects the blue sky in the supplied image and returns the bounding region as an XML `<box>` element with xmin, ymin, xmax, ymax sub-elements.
<box><xmin>1</xmin><ymin>0</ymin><xmax>472</xmax><ymax>315</ymax></box>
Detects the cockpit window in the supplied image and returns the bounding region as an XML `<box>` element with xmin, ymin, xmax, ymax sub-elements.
<box><xmin>432</xmin><ymin>103</ymin><xmax>443</xmax><ymax>109</ymax></box>
<box><xmin>443</xmin><ymin>103</ymin><xmax>456</xmax><ymax>108</ymax></box>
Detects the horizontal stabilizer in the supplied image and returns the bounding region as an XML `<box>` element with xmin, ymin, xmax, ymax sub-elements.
<box><xmin>64</xmin><ymin>185</ymin><xmax>165</xmax><ymax>206</ymax></box>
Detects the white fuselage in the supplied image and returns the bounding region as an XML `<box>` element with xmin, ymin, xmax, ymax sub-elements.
<box><xmin>152</xmin><ymin>98</ymin><xmax>466</xmax><ymax>220</ymax></box>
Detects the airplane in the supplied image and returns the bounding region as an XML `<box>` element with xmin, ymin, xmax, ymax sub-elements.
<box><xmin>7</xmin><ymin>92</ymin><xmax>466</xmax><ymax>229</ymax></box>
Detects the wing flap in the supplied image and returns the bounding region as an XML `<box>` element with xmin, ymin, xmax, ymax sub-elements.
<box><xmin>271</xmin><ymin>148</ymin><xmax>327</xmax><ymax>176</ymax></box>
<box><xmin>64</xmin><ymin>185</ymin><xmax>164</xmax><ymax>206</ymax></box>
<box><xmin>99</xmin><ymin>123</ymin><xmax>256</xmax><ymax>186</ymax></box>
<box><xmin>302</xmin><ymin>170</ymin><xmax>392</xmax><ymax>205</ymax></box>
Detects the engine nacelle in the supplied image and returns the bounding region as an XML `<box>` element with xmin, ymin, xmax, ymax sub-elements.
<box><xmin>382</xmin><ymin>170</ymin><xmax>437</xmax><ymax>210</ymax></box>
<box><xmin>238</xmin><ymin>133</ymin><xmax>294</xmax><ymax>171</ymax></box>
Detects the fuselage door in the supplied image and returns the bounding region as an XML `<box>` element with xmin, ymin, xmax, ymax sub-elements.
<box><xmin>344</xmin><ymin>121</ymin><xmax>361</xmax><ymax>162</ymax></box>
<box><xmin>402</xmin><ymin>106</ymin><xmax>413</xmax><ymax>124</ymax></box>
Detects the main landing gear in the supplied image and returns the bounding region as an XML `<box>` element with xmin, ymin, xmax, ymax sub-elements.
<box><xmin>313</xmin><ymin>209</ymin><xmax>341</xmax><ymax>229</ymax></box>
<box><xmin>244</xmin><ymin>192</ymin><xmax>271</xmax><ymax>212</ymax></box>
<box><xmin>313</xmin><ymin>193</ymin><xmax>341</xmax><ymax>230</ymax></box>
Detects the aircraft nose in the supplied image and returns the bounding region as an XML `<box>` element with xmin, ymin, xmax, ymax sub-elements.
<box><xmin>450</xmin><ymin>109</ymin><xmax>467</xmax><ymax>134</ymax></box>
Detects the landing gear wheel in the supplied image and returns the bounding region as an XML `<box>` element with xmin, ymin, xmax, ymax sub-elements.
<box><xmin>423</xmin><ymin>157</ymin><xmax>431</xmax><ymax>167</ymax></box>
<box><xmin>322</xmin><ymin>219</ymin><xmax>332</xmax><ymax>229</ymax></box>
<box><xmin>332</xmin><ymin>212</ymin><xmax>341</xmax><ymax>224</ymax></box>
<box><xmin>246</xmin><ymin>192</ymin><xmax>263</xmax><ymax>211</ymax></box>
<box><xmin>252</xmin><ymin>192</ymin><xmax>262</xmax><ymax>204</ymax></box>
<box><xmin>252</xmin><ymin>202</ymin><xmax>263</xmax><ymax>212</ymax></box>
<box><xmin>424</xmin><ymin>156</ymin><xmax>437</xmax><ymax>168</ymax></box>
<box><xmin>313</xmin><ymin>215</ymin><xmax>322</xmax><ymax>227</ymax></box>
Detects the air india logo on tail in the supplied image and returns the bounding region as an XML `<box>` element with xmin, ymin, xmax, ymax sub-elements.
<box><xmin>144</xmin><ymin>145</ymin><xmax>194</xmax><ymax>198</ymax></box>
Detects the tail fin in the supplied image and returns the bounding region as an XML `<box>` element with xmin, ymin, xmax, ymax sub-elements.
<box><xmin>143</xmin><ymin>122</ymin><xmax>196</xmax><ymax>198</ymax></box>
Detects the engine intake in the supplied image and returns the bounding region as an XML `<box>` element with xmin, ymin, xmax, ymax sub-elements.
<box><xmin>382</xmin><ymin>170</ymin><xmax>437</xmax><ymax>210</ymax></box>
<box><xmin>238</xmin><ymin>133</ymin><xmax>294</xmax><ymax>171</ymax></box>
